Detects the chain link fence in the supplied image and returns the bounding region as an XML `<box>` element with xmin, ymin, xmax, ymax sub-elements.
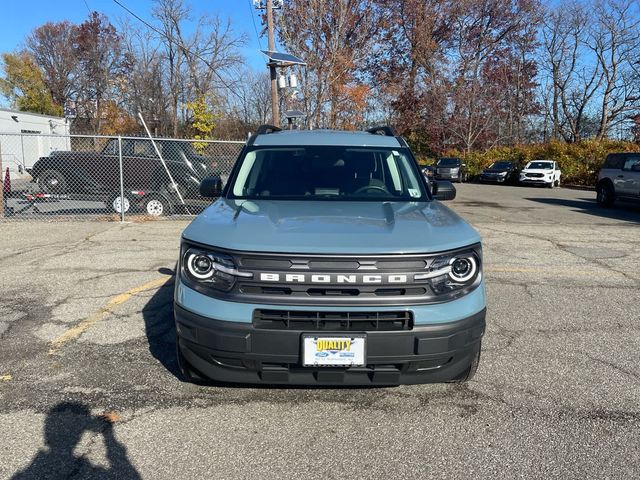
<box><xmin>0</xmin><ymin>133</ymin><xmax>244</xmax><ymax>220</ymax></box>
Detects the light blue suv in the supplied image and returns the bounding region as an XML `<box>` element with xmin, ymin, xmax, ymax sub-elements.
<box><xmin>174</xmin><ymin>126</ymin><xmax>486</xmax><ymax>385</ymax></box>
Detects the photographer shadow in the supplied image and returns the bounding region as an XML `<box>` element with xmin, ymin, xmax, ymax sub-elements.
<box><xmin>142</xmin><ymin>268</ymin><xmax>182</xmax><ymax>379</ymax></box>
<box><xmin>12</xmin><ymin>402</ymin><xmax>140</xmax><ymax>479</ymax></box>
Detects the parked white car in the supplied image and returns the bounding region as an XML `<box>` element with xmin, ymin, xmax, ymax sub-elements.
<box><xmin>519</xmin><ymin>160</ymin><xmax>561</xmax><ymax>188</ymax></box>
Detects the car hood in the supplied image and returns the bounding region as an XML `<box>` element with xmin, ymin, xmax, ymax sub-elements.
<box><xmin>182</xmin><ymin>199</ymin><xmax>481</xmax><ymax>254</ymax></box>
<box><xmin>482</xmin><ymin>168</ymin><xmax>510</xmax><ymax>174</ymax></box>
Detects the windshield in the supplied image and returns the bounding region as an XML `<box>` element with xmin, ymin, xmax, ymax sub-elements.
<box><xmin>228</xmin><ymin>146</ymin><xmax>428</xmax><ymax>201</ymax></box>
<box><xmin>527</xmin><ymin>161</ymin><xmax>553</xmax><ymax>169</ymax></box>
<box><xmin>489</xmin><ymin>161</ymin><xmax>512</xmax><ymax>169</ymax></box>
<box><xmin>437</xmin><ymin>158</ymin><xmax>460</xmax><ymax>166</ymax></box>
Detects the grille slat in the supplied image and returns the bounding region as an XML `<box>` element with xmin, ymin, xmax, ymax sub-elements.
<box><xmin>253</xmin><ymin>309</ymin><xmax>413</xmax><ymax>331</ymax></box>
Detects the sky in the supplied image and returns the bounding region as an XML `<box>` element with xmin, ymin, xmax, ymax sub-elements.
<box><xmin>0</xmin><ymin>0</ymin><xmax>270</xmax><ymax>70</ymax></box>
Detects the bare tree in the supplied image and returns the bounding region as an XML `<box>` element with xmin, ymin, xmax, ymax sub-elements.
<box><xmin>589</xmin><ymin>0</ymin><xmax>640</xmax><ymax>140</ymax></box>
<box><xmin>152</xmin><ymin>0</ymin><xmax>245</xmax><ymax>136</ymax></box>
<box><xmin>541</xmin><ymin>1</ymin><xmax>602</xmax><ymax>142</ymax></box>
<box><xmin>445</xmin><ymin>0</ymin><xmax>541</xmax><ymax>152</ymax></box>
<box><xmin>26</xmin><ymin>21</ymin><xmax>78</xmax><ymax>108</ymax></box>
<box><xmin>73</xmin><ymin>12</ymin><xmax>127</xmax><ymax>133</ymax></box>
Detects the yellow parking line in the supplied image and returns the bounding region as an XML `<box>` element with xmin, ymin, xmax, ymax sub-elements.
<box><xmin>0</xmin><ymin>374</ymin><xmax>12</xmax><ymax>382</ymax></box>
<box><xmin>48</xmin><ymin>276</ymin><xmax>170</xmax><ymax>355</ymax></box>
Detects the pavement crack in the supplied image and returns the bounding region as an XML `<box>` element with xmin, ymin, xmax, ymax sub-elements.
<box><xmin>580</xmin><ymin>353</ymin><xmax>640</xmax><ymax>383</ymax></box>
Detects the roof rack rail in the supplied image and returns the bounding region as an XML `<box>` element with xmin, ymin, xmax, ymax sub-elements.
<box><xmin>366</xmin><ymin>126</ymin><xmax>397</xmax><ymax>137</ymax></box>
<box><xmin>255</xmin><ymin>124</ymin><xmax>282</xmax><ymax>135</ymax></box>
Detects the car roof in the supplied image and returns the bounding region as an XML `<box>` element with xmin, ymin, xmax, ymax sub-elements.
<box><xmin>251</xmin><ymin>129</ymin><xmax>403</xmax><ymax>148</ymax></box>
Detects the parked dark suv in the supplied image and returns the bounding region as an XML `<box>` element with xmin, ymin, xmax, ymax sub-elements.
<box><xmin>479</xmin><ymin>161</ymin><xmax>519</xmax><ymax>184</ymax></box>
<box><xmin>596</xmin><ymin>153</ymin><xmax>640</xmax><ymax>207</ymax></box>
<box><xmin>435</xmin><ymin>157</ymin><xmax>468</xmax><ymax>183</ymax></box>
<box><xmin>30</xmin><ymin>138</ymin><xmax>219</xmax><ymax>199</ymax></box>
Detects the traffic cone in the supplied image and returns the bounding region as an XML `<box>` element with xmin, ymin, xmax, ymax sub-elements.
<box><xmin>2</xmin><ymin>167</ymin><xmax>10</xmax><ymax>196</ymax></box>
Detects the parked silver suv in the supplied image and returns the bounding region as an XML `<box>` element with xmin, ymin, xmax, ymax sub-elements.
<box><xmin>596</xmin><ymin>153</ymin><xmax>640</xmax><ymax>207</ymax></box>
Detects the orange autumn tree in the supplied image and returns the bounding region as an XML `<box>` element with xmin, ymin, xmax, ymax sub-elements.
<box><xmin>335</xmin><ymin>83</ymin><xmax>370</xmax><ymax>130</ymax></box>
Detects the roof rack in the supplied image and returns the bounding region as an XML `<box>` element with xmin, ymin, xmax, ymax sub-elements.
<box><xmin>366</xmin><ymin>126</ymin><xmax>397</xmax><ymax>137</ymax></box>
<box><xmin>255</xmin><ymin>124</ymin><xmax>282</xmax><ymax>135</ymax></box>
<box><xmin>247</xmin><ymin>124</ymin><xmax>283</xmax><ymax>146</ymax></box>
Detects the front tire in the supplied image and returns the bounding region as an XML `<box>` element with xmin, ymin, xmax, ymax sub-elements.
<box><xmin>38</xmin><ymin>169</ymin><xmax>68</xmax><ymax>194</ymax></box>
<box><xmin>596</xmin><ymin>182</ymin><xmax>615</xmax><ymax>207</ymax></box>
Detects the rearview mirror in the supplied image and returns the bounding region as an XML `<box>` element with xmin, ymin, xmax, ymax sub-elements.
<box><xmin>199</xmin><ymin>175</ymin><xmax>223</xmax><ymax>198</ymax></box>
<box><xmin>432</xmin><ymin>180</ymin><xmax>456</xmax><ymax>201</ymax></box>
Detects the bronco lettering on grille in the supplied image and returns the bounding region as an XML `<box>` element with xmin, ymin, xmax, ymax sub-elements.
<box><xmin>259</xmin><ymin>273</ymin><xmax>408</xmax><ymax>284</ymax></box>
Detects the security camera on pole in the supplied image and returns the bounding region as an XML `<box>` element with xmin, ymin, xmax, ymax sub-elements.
<box><xmin>254</xmin><ymin>0</ymin><xmax>306</xmax><ymax>128</ymax></box>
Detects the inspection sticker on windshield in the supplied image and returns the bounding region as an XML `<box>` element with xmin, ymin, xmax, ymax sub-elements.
<box><xmin>408</xmin><ymin>188</ymin><xmax>420</xmax><ymax>198</ymax></box>
<box><xmin>302</xmin><ymin>335</ymin><xmax>366</xmax><ymax>367</ymax></box>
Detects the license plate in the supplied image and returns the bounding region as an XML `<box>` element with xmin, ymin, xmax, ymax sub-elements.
<box><xmin>302</xmin><ymin>335</ymin><xmax>366</xmax><ymax>367</ymax></box>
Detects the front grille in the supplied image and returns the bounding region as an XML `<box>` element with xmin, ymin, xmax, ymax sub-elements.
<box><xmin>232</xmin><ymin>251</ymin><xmax>438</xmax><ymax>305</ymax></box>
<box><xmin>253</xmin><ymin>309</ymin><xmax>413</xmax><ymax>331</ymax></box>
<box><xmin>526</xmin><ymin>173</ymin><xmax>544</xmax><ymax>178</ymax></box>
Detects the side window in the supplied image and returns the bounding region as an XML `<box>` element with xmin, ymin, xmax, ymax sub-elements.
<box><xmin>604</xmin><ymin>154</ymin><xmax>624</xmax><ymax>170</ymax></box>
<box><xmin>623</xmin><ymin>156</ymin><xmax>640</xmax><ymax>172</ymax></box>
<box><xmin>132</xmin><ymin>140</ymin><xmax>156</xmax><ymax>157</ymax></box>
<box><xmin>102</xmin><ymin>139</ymin><xmax>117</xmax><ymax>155</ymax></box>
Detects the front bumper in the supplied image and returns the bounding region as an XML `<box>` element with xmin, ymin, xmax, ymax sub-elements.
<box><xmin>480</xmin><ymin>174</ymin><xmax>507</xmax><ymax>183</ymax></box>
<box><xmin>435</xmin><ymin>172</ymin><xmax>460</xmax><ymax>181</ymax></box>
<box><xmin>520</xmin><ymin>176</ymin><xmax>552</xmax><ymax>185</ymax></box>
<box><xmin>175</xmin><ymin>303</ymin><xmax>486</xmax><ymax>386</ymax></box>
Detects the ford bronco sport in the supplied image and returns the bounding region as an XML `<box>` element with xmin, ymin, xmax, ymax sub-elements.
<box><xmin>174</xmin><ymin>126</ymin><xmax>486</xmax><ymax>385</ymax></box>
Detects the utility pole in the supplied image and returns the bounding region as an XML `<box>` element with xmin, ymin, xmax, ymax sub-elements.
<box><xmin>266</xmin><ymin>0</ymin><xmax>279</xmax><ymax>126</ymax></box>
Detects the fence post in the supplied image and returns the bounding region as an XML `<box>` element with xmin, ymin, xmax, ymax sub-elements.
<box><xmin>118</xmin><ymin>136</ymin><xmax>125</xmax><ymax>223</ymax></box>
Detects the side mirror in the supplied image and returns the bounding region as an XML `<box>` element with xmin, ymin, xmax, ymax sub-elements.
<box><xmin>432</xmin><ymin>180</ymin><xmax>456</xmax><ymax>201</ymax></box>
<box><xmin>199</xmin><ymin>175</ymin><xmax>223</xmax><ymax>198</ymax></box>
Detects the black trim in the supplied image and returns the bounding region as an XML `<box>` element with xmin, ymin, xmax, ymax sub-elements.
<box><xmin>366</xmin><ymin>126</ymin><xmax>397</xmax><ymax>137</ymax></box>
<box><xmin>253</xmin><ymin>309</ymin><xmax>413</xmax><ymax>331</ymax></box>
<box><xmin>256</xmin><ymin>124</ymin><xmax>282</xmax><ymax>135</ymax></box>
<box><xmin>175</xmin><ymin>304</ymin><xmax>486</xmax><ymax>385</ymax></box>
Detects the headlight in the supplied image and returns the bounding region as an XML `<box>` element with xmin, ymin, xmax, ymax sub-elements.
<box><xmin>181</xmin><ymin>245</ymin><xmax>252</xmax><ymax>292</ymax></box>
<box><xmin>414</xmin><ymin>247</ymin><xmax>482</xmax><ymax>297</ymax></box>
<box><xmin>498</xmin><ymin>171</ymin><xmax>507</xmax><ymax>176</ymax></box>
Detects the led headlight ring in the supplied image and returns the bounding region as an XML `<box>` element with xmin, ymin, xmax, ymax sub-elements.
<box><xmin>187</xmin><ymin>253</ymin><xmax>215</xmax><ymax>279</ymax></box>
<box><xmin>448</xmin><ymin>256</ymin><xmax>477</xmax><ymax>283</ymax></box>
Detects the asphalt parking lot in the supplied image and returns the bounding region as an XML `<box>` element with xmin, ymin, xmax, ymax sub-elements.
<box><xmin>1</xmin><ymin>184</ymin><xmax>639</xmax><ymax>479</ymax></box>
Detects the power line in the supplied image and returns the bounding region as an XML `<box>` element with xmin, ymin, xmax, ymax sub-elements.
<box><xmin>111</xmin><ymin>0</ymin><xmax>245</xmax><ymax>99</ymax></box>
<box><xmin>247</xmin><ymin>0</ymin><xmax>263</xmax><ymax>51</ymax></box>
